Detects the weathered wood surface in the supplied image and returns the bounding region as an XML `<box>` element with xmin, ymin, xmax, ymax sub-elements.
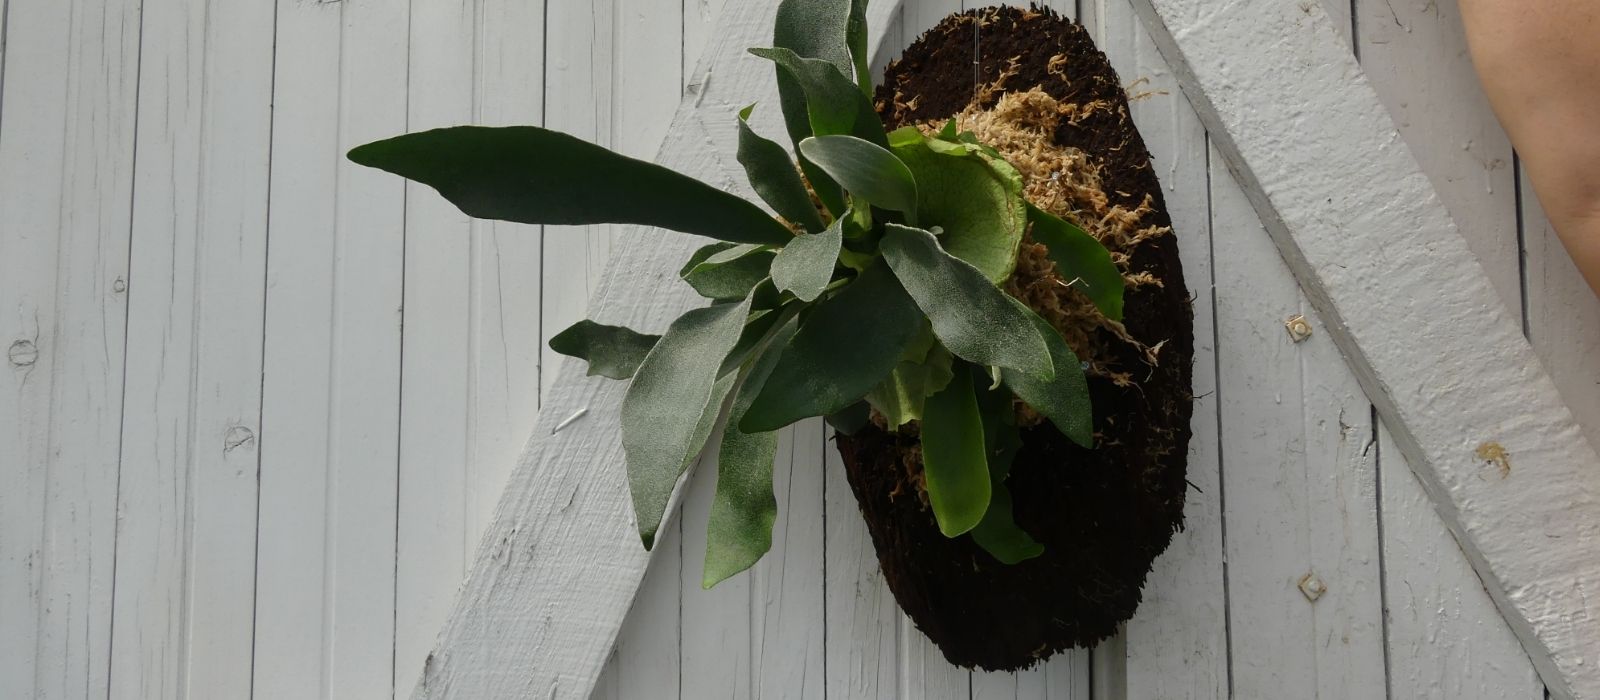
<box><xmin>1127</xmin><ymin>0</ymin><xmax>1600</xmax><ymax>697</ymax></box>
<box><xmin>0</xmin><ymin>0</ymin><xmax>1591</xmax><ymax>697</ymax></box>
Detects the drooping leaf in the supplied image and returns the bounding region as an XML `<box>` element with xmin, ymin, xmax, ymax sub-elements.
<box><xmin>880</xmin><ymin>224</ymin><xmax>1054</xmax><ymax>380</ymax></box>
<box><xmin>703</xmin><ymin>320</ymin><xmax>799</xmax><ymax>588</ymax></box>
<box><xmin>740</xmin><ymin>262</ymin><xmax>924</xmax><ymax>433</ymax></box>
<box><xmin>825</xmin><ymin>400</ymin><xmax>873</xmax><ymax>436</ymax></box>
<box><xmin>682</xmin><ymin>244</ymin><xmax>776</xmax><ymax>300</ymax></box>
<box><xmin>770</xmin><ymin>216</ymin><xmax>843</xmax><ymax>302</ymax></box>
<box><xmin>798</xmin><ymin>136</ymin><xmax>919</xmax><ymax>218</ymax></box>
<box><xmin>547</xmin><ymin>320</ymin><xmax>660</xmax><ymax>380</ymax></box>
<box><xmin>864</xmin><ymin>326</ymin><xmax>955</xmax><ymax>427</ymax></box>
<box><xmin>847</xmin><ymin>0</ymin><xmax>872</xmax><ymax>95</ymax></box>
<box><xmin>889</xmin><ymin>136</ymin><xmax>1027</xmax><ymax>281</ymax></box>
<box><xmin>622</xmin><ymin>296</ymin><xmax>754</xmax><ymax>548</ymax></box>
<box><xmin>1002</xmin><ymin>312</ymin><xmax>1094</xmax><ymax>448</ymax></box>
<box><xmin>681</xmin><ymin>242</ymin><xmax>738</xmax><ymax>277</ymax></box>
<box><xmin>737</xmin><ymin>104</ymin><xmax>827</xmax><ymax>233</ymax></box>
<box><xmin>348</xmin><ymin>126</ymin><xmax>791</xmax><ymax>245</ymax></box>
<box><xmin>748</xmin><ymin>47</ymin><xmax>887</xmax><ymax>148</ymax></box>
<box><xmin>1026</xmin><ymin>203</ymin><xmax>1125</xmax><ymax>321</ymax></box>
<box><xmin>969</xmin><ymin>374</ymin><xmax>1044</xmax><ymax>564</ymax></box>
<box><xmin>920</xmin><ymin>364</ymin><xmax>992</xmax><ymax>537</ymax></box>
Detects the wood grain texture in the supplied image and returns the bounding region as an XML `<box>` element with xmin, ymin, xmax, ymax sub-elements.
<box><xmin>1128</xmin><ymin>0</ymin><xmax>1600</xmax><ymax>696</ymax></box>
<box><xmin>108</xmin><ymin>0</ymin><xmax>275</xmax><ymax>696</ymax></box>
<box><xmin>0</xmin><ymin>0</ymin><xmax>140</xmax><ymax>697</ymax></box>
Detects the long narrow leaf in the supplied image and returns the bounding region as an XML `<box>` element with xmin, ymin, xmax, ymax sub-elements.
<box><xmin>847</xmin><ymin>0</ymin><xmax>871</xmax><ymax>95</ymax></box>
<box><xmin>547</xmin><ymin>320</ymin><xmax>659</xmax><ymax>379</ymax></box>
<box><xmin>749</xmin><ymin>47</ymin><xmax>887</xmax><ymax>148</ymax></box>
<box><xmin>799</xmin><ymin>136</ymin><xmax>918</xmax><ymax>218</ymax></box>
<box><xmin>880</xmin><ymin>224</ymin><xmax>1054</xmax><ymax>380</ymax></box>
<box><xmin>969</xmin><ymin>374</ymin><xmax>1044</xmax><ymax>563</ymax></box>
<box><xmin>771</xmin><ymin>0</ymin><xmax>853</xmax><ymax>140</ymax></box>
<box><xmin>1002</xmin><ymin>312</ymin><xmax>1094</xmax><ymax>448</ymax></box>
<box><xmin>622</xmin><ymin>296</ymin><xmax>754</xmax><ymax>548</ymax></box>
<box><xmin>740</xmin><ymin>262</ymin><xmax>924</xmax><ymax>432</ymax></box>
<box><xmin>348</xmin><ymin>126</ymin><xmax>792</xmax><ymax>245</ymax></box>
<box><xmin>920</xmin><ymin>364</ymin><xmax>992</xmax><ymax>537</ymax></box>
<box><xmin>1027</xmin><ymin>203</ymin><xmax>1124</xmax><ymax>321</ymax></box>
<box><xmin>770</xmin><ymin>216</ymin><xmax>842</xmax><ymax>302</ymax></box>
<box><xmin>702</xmin><ymin>320</ymin><xmax>799</xmax><ymax>589</ymax></box>
<box><xmin>737</xmin><ymin>105</ymin><xmax>827</xmax><ymax>233</ymax></box>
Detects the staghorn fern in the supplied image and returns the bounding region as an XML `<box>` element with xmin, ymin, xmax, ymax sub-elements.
<box><xmin>347</xmin><ymin>0</ymin><xmax>1123</xmax><ymax>588</ymax></box>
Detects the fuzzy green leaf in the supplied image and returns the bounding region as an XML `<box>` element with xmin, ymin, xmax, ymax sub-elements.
<box><xmin>547</xmin><ymin>320</ymin><xmax>660</xmax><ymax>380</ymax></box>
<box><xmin>880</xmin><ymin>224</ymin><xmax>1054</xmax><ymax>380</ymax></box>
<box><xmin>1027</xmin><ymin>204</ymin><xmax>1124</xmax><ymax>321</ymax></box>
<box><xmin>348</xmin><ymin>126</ymin><xmax>791</xmax><ymax>246</ymax></box>
<box><xmin>799</xmin><ymin>136</ymin><xmax>919</xmax><ymax>218</ymax></box>
<box><xmin>740</xmin><ymin>262</ymin><xmax>924</xmax><ymax>432</ymax></box>
<box><xmin>1002</xmin><ymin>312</ymin><xmax>1094</xmax><ymax>448</ymax></box>
<box><xmin>772</xmin><ymin>0</ymin><xmax>853</xmax><ymax>140</ymax></box>
<box><xmin>682</xmin><ymin>244</ymin><xmax>776</xmax><ymax>300</ymax></box>
<box><xmin>888</xmin><ymin>136</ymin><xmax>1027</xmax><ymax>281</ymax></box>
<box><xmin>703</xmin><ymin>320</ymin><xmax>799</xmax><ymax>588</ymax></box>
<box><xmin>969</xmin><ymin>376</ymin><xmax>1044</xmax><ymax>564</ymax></box>
<box><xmin>847</xmin><ymin>0</ymin><xmax>872</xmax><ymax>95</ymax></box>
<box><xmin>770</xmin><ymin>216</ymin><xmax>843</xmax><ymax>302</ymax></box>
<box><xmin>749</xmin><ymin>47</ymin><xmax>887</xmax><ymax>148</ymax></box>
<box><xmin>738</xmin><ymin>105</ymin><xmax>827</xmax><ymax>233</ymax></box>
<box><xmin>622</xmin><ymin>296</ymin><xmax>754</xmax><ymax>548</ymax></box>
<box><xmin>920</xmin><ymin>364</ymin><xmax>992</xmax><ymax>537</ymax></box>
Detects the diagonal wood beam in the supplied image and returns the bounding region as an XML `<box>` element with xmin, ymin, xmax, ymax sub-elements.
<box><xmin>1127</xmin><ymin>1</ymin><xmax>1600</xmax><ymax>697</ymax></box>
<box><xmin>411</xmin><ymin>1</ymin><xmax>905</xmax><ymax>697</ymax></box>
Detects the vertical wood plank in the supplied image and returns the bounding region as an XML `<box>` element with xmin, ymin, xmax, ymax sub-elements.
<box><xmin>108</xmin><ymin>0</ymin><xmax>275</xmax><ymax>696</ymax></box>
<box><xmin>540</xmin><ymin>0</ymin><xmax>616</xmax><ymax>400</ymax></box>
<box><xmin>751</xmin><ymin>420</ymin><xmax>827</xmax><ymax>699</ymax></box>
<box><xmin>395</xmin><ymin>0</ymin><xmax>477</xmax><ymax>692</ymax></box>
<box><xmin>0</xmin><ymin>0</ymin><xmax>139</xmax><ymax>696</ymax></box>
<box><xmin>1209</xmin><ymin>141</ymin><xmax>1388</xmax><ymax>700</ymax></box>
<box><xmin>824</xmin><ymin>441</ymin><xmax>902</xmax><ymax>700</ymax></box>
<box><xmin>1523</xmin><ymin>173</ymin><xmax>1600</xmax><ymax>452</ymax></box>
<box><xmin>255</xmin><ymin>1</ymin><xmax>407</xmax><ymax>697</ymax></box>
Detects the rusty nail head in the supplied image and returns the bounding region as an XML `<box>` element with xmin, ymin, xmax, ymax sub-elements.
<box><xmin>1298</xmin><ymin>572</ymin><xmax>1327</xmax><ymax>602</ymax></box>
<box><xmin>1285</xmin><ymin>314</ymin><xmax>1313</xmax><ymax>342</ymax></box>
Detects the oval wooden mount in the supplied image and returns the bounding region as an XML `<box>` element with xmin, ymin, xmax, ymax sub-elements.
<box><xmin>837</xmin><ymin>6</ymin><xmax>1194</xmax><ymax>671</ymax></box>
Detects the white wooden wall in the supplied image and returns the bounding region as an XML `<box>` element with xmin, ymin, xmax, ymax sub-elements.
<box><xmin>0</xmin><ymin>0</ymin><xmax>1592</xmax><ymax>698</ymax></box>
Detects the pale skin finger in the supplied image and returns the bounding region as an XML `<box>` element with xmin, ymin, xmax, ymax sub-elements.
<box><xmin>1460</xmin><ymin>0</ymin><xmax>1600</xmax><ymax>297</ymax></box>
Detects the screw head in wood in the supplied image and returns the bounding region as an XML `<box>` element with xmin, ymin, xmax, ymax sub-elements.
<box><xmin>1285</xmin><ymin>314</ymin><xmax>1313</xmax><ymax>343</ymax></box>
<box><xmin>1298</xmin><ymin>572</ymin><xmax>1327</xmax><ymax>602</ymax></box>
<box><xmin>8</xmin><ymin>339</ymin><xmax>38</xmax><ymax>367</ymax></box>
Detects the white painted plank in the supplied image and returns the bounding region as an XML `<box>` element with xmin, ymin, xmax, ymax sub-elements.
<box><xmin>1208</xmin><ymin>141</ymin><xmax>1388</xmax><ymax>700</ymax></box>
<box><xmin>1074</xmin><ymin>1</ymin><xmax>1230</xmax><ymax>697</ymax></box>
<box><xmin>0</xmin><ymin>0</ymin><xmax>139</xmax><ymax>696</ymax></box>
<box><xmin>255</xmin><ymin>1</ymin><xmax>407</xmax><ymax>698</ymax></box>
<box><xmin>539</xmin><ymin>0</ymin><xmax>616</xmax><ymax>401</ymax></box>
<box><xmin>107</xmin><ymin>0</ymin><xmax>274</xmax><ymax>696</ymax></box>
<box><xmin>1523</xmin><ymin>173</ymin><xmax>1600</xmax><ymax>453</ymax></box>
<box><xmin>1127</xmin><ymin>0</ymin><xmax>1600</xmax><ymax>695</ymax></box>
<box><xmin>1378</xmin><ymin>423</ymin><xmax>1545</xmax><ymax>699</ymax></box>
<box><xmin>750</xmin><ymin>420</ymin><xmax>827</xmax><ymax>699</ymax></box>
<box><xmin>823</xmin><ymin>440</ymin><xmax>903</xmax><ymax>700</ymax></box>
<box><xmin>394</xmin><ymin>0</ymin><xmax>484</xmax><ymax>691</ymax></box>
<box><xmin>413</xmin><ymin>3</ymin><xmax>806</xmax><ymax>696</ymax></box>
